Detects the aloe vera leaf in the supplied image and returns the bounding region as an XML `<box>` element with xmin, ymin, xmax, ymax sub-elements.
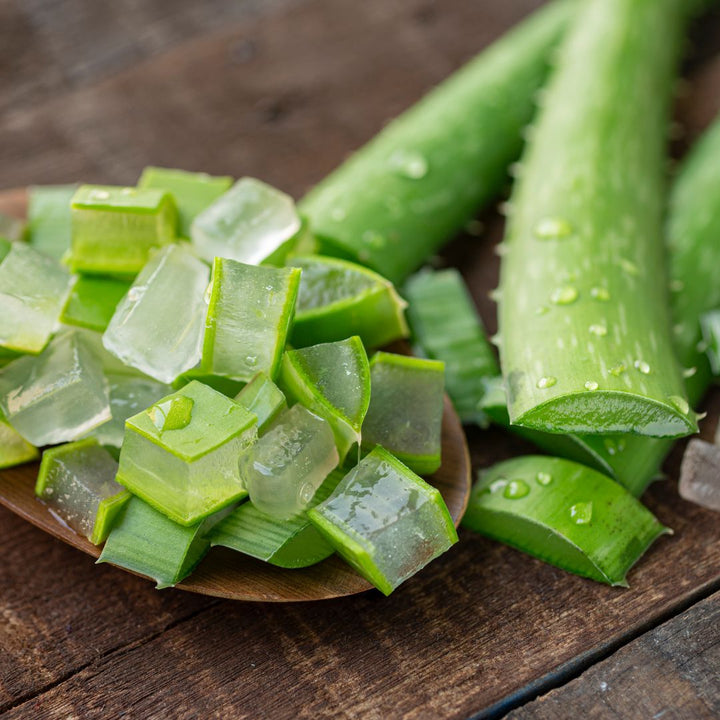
<box><xmin>463</xmin><ymin>455</ymin><xmax>669</xmax><ymax>586</ymax></box>
<box><xmin>308</xmin><ymin>447</ymin><xmax>457</xmax><ymax>595</ymax></box>
<box><xmin>210</xmin><ymin>467</ymin><xmax>343</xmax><ymax>568</ymax></box>
<box><xmin>404</xmin><ymin>268</ymin><xmax>497</xmax><ymax>426</ymax></box>
<box><xmin>298</xmin><ymin>0</ymin><xmax>574</xmax><ymax>285</ymax></box>
<box><xmin>498</xmin><ymin>0</ymin><xmax>696</xmax><ymax>438</ymax></box>
<box><xmin>27</xmin><ymin>184</ymin><xmax>77</xmax><ymax>261</ymax></box>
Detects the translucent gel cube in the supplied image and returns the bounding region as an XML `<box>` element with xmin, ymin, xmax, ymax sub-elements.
<box><xmin>190</xmin><ymin>177</ymin><xmax>301</xmax><ymax>265</ymax></box>
<box><xmin>0</xmin><ymin>330</ymin><xmax>111</xmax><ymax>446</ymax></box>
<box><xmin>36</xmin><ymin>438</ymin><xmax>129</xmax><ymax>544</ymax></box>
<box><xmin>103</xmin><ymin>244</ymin><xmax>210</xmax><ymax>383</ymax></box>
<box><xmin>679</xmin><ymin>439</ymin><xmax>720</xmax><ymax>512</ymax></box>
<box><xmin>242</xmin><ymin>404</ymin><xmax>339</xmax><ymax>520</ymax></box>
<box><xmin>0</xmin><ymin>408</ymin><xmax>38</xmax><ymax>469</ymax></box>
<box><xmin>117</xmin><ymin>381</ymin><xmax>257</xmax><ymax>525</ymax></box>
<box><xmin>0</xmin><ymin>242</ymin><xmax>73</xmax><ymax>353</ymax></box>
<box><xmin>89</xmin><ymin>373</ymin><xmax>171</xmax><ymax>448</ymax></box>
<box><xmin>308</xmin><ymin>447</ymin><xmax>457</xmax><ymax>595</ymax></box>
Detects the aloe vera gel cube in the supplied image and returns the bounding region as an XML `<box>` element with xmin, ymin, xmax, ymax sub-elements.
<box><xmin>28</xmin><ymin>184</ymin><xmax>77</xmax><ymax>260</ymax></box>
<box><xmin>0</xmin><ymin>242</ymin><xmax>73</xmax><ymax>353</ymax></box>
<box><xmin>70</xmin><ymin>185</ymin><xmax>177</xmax><ymax>274</ymax></box>
<box><xmin>103</xmin><ymin>245</ymin><xmax>210</xmax><ymax>383</ymax></box>
<box><xmin>234</xmin><ymin>371</ymin><xmax>287</xmax><ymax>432</ymax></box>
<box><xmin>0</xmin><ymin>331</ymin><xmax>110</xmax><ymax>446</ymax></box>
<box><xmin>309</xmin><ymin>447</ymin><xmax>457</xmax><ymax>595</ymax></box>
<box><xmin>202</xmin><ymin>258</ymin><xmax>300</xmax><ymax>382</ymax></box>
<box><xmin>242</xmin><ymin>404</ymin><xmax>339</xmax><ymax>520</ymax></box>
<box><xmin>138</xmin><ymin>167</ymin><xmax>233</xmax><ymax>238</ymax></box>
<box><xmin>362</xmin><ymin>352</ymin><xmax>445</xmax><ymax>475</ymax></box>
<box><xmin>0</xmin><ymin>408</ymin><xmax>39</xmax><ymax>469</ymax></box>
<box><xmin>36</xmin><ymin>439</ymin><xmax>129</xmax><ymax>544</ymax></box>
<box><xmin>191</xmin><ymin>177</ymin><xmax>301</xmax><ymax>265</ymax></box>
<box><xmin>117</xmin><ymin>381</ymin><xmax>257</xmax><ymax>525</ymax></box>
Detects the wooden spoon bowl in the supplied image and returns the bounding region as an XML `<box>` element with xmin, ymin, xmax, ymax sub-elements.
<box><xmin>0</xmin><ymin>188</ymin><xmax>471</xmax><ymax>602</ymax></box>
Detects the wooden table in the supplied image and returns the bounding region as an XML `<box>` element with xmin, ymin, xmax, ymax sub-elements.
<box><xmin>1</xmin><ymin>1</ymin><xmax>719</xmax><ymax>717</ymax></box>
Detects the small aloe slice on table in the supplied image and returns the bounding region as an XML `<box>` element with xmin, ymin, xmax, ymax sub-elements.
<box><xmin>210</xmin><ymin>467</ymin><xmax>343</xmax><ymax>569</ymax></box>
<box><xmin>35</xmin><ymin>438</ymin><xmax>130</xmax><ymax>545</ymax></box>
<box><xmin>138</xmin><ymin>166</ymin><xmax>233</xmax><ymax>239</ymax></box>
<box><xmin>70</xmin><ymin>184</ymin><xmax>177</xmax><ymax>275</ymax></box>
<box><xmin>308</xmin><ymin>447</ymin><xmax>457</xmax><ymax>595</ymax></box>
<box><xmin>362</xmin><ymin>352</ymin><xmax>445</xmax><ymax>476</ymax></box>
<box><xmin>234</xmin><ymin>371</ymin><xmax>287</xmax><ymax>433</ymax></box>
<box><xmin>0</xmin><ymin>241</ymin><xmax>74</xmax><ymax>354</ymax></box>
<box><xmin>404</xmin><ymin>268</ymin><xmax>498</xmax><ymax>426</ymax></box>
<box><xmin>103</xmin><ymin>244</ymin><xmax>210</xmax><ymax>384</ymax></box>
<box><xmin>98</xmin><ymin>495</ymin><xmax>232</xmax><ymax>588</ymax></box>
<box><xmin>463</xmin><ymin>456</ymin><xmax>669</xmax><ymax>586</ymax></box>
<box><xmin>201</xmin><ymin>258</ymin><xmax>301</xmax><ymax>383</ymax></box>
<box><xmin>289</xmin><ymin>255</ymin><xmax>409</xmax><ymax>349</ymax></box>
<box><xmin>60</xmin><ymin>275</ymin><xmax>131</xmax><ymax>332</ymax></box>
<box><xmin>27</xmin><ymin>184</ymin><xmax>77</xmax><ymax>260</ymax></box>
<box><xmin>299</xmin><ymin>0</ymin><xmax>575</xmax><ymax>285</ymax></box>
<box><xmin>498</xmin><ymin>0</ymin><xmax>696</xmax><ymax>438</ymax></box>
<box><xmin>116</xmin><ymin>381</ymin><xmax>257</xmax><ymax>526</ymax></box>
<box><xmin>191</xmin><ymin>178</ymin><xmax>301</xmax><ymax>265</ymax></box>
<box><xmin>278</xmin><ymin>337</ymin><xmax>371</xmax><ymax>462</ymax></box>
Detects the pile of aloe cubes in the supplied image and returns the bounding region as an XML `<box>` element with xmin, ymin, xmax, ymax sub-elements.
<box><xmin>0</xmin><ymin>169</ymin><xmax>456</xmax><ymax>594</ymax></box>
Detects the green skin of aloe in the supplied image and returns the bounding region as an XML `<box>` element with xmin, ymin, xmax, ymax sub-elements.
<box><xmin>463</xmin><ymin>455</ymin><xmax>669</xmax><ymax>586</ymax></box>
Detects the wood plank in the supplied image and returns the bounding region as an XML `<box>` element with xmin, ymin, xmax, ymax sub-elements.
<box><xmin>508</xmin><ymin>591</ymin><xmax>720</xmax><ymax>720</ymax></box>
<box><xmin>1</xmin><ymin>1</ymin><xmax>720</xmax><ymax>717</ymax></box>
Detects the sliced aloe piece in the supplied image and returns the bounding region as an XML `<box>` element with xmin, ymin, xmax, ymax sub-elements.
<box><xmin>28</xmin><ymin>184</ymin><xmax>77</xmax><ymax>261</ymax></box>
<box><xmin>36</xmin><ymin>438</ymin><xmax>130</xmax><ymax>545</ymax></box>
<box><xmin>202</xmin><ymin>258</ymin><xmax>300</xmax><ymax>383</ymax></box>
<box><xmin>116</xmin><ymin>381</ymin><xmax>257</xmax><ymax>526</ymax></box>
<box><xmin>0</xmin><ymin>408</ymin><xmax>39</xmax><ymax>469</ymax></box>
<box><xmin>98</xmin><ymin>495</ymin><xmax>233</xmax><ymax>588</ymax></box>
<box><xmin>289</xmin><ymin>255</ymin><xmax>409</xmax><ymax>349</ymax></box>
<box><xmin>278</xmin><ymin>337</ymin><xmax>370</xmax><ymax>462</ymax></box>
<box><xmin>362</xmin><ymin>352</ymin><xmax>444</xmax><ymax>475</ymax></box>
<box><xmin>234</xmin><ymin>371</ymin><xmax>287</xmax><ymax>433</ymax></box>
<box><xmin>210</xmin><ymin>467</ymin><xmax>344</xmax><ymax>568</ymax></box>
<box><xmin>308</xmin><ymin>446</ymin><xmax>457</xmax><ymax>595</ymax></box>
<box><xmin>463</xmin><ymin>455</ymin><xmax>670</xmax><ymax>586</ymax></box>
<box><xmin>70</xmin><ymin>185</ymin><xmax>177</xmax><ymax>275</ymax></box>
<box><xmin>404</xmin><ymin>268</ymin><xmax>498</xmax><ymax>425</ymax></box>
<box><xmin>138</xmin><ymin>166</ymin><xmax>233</xmax><ymax>239</ymax></box>
<box><xmin>60</xmin><ymin>275</ymin><xmax>131</xmax><ymax>332</ymax></box>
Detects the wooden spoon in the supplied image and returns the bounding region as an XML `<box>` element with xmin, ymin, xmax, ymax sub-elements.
<box><xmin>0</xmin><ymin>187</ymin><xmax>471</xmax><ymax>602</ymax></box>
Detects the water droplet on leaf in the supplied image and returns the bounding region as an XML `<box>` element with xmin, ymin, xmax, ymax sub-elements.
<box><xmin>536</xmin><ymin>471</ymin><xmax>553</xmax><ymax>486</ymax></box>
<box><xmin>550</xmin><ymin>286</ymin><xmax>578</xmax><ymax>305</ymax></box>
<box><xmin>634</xmin><ymin>360</ymin><xmax>651</xmax><ymax>374</ymax></box>
<box><xmin>537</xmin><ymin>376</ymin><xmax>557</xmax><ymax>389</ymax></box>
<box><xmin>584</xmin><ymin>380</ymin><xmax>599</xmax><ymax>391</ymax></box>
<box><xmin>569</xmin><ymin>501</ymin><xmax>593</xmax><ymax>525</ymax></box>
<box><xmin>534</xmin><ymin>217</ymin><xmax>573</xmax><ymax>240</ymax></box>
<box><xmin>504</xmin><ymin>479</ymin><xmax>530</xmax><ymax>499</ymax></box>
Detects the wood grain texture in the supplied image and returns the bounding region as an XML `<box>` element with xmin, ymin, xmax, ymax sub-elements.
<box><xmin>508</xmin><ymin>591</ymin><xmax>720</xmax><ymax>720</ymax></box>
<box><xmin>2</xmin><ymin>0</ymin><xmax>720</xmax><ymax>717</ymax></box>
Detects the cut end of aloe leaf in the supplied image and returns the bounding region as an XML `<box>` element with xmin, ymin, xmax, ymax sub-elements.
<box><xmin>510</xmin><ymin>390</ymin><xmax>698</xmax><ymax>439</ymax></box>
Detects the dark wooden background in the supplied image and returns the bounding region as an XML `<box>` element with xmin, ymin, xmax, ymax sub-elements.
<box><xmin>2</xmin><ymin>1</ymin><xmax>720</xmax><ymax>718</ymax></box>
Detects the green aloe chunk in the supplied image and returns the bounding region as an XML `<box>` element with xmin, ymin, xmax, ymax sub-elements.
<box><xmin>27</xmin><ymin>184</ymin><xmax>77</xmax><ymax>261</ymax></box>
<box><xmin>70</xmin><ymin>185</ymin><xmax>177</xmax><ymax>275</ymax></box>
<box><xmin>277</xmin><ymin>337</ymin><xmax>371</xmax><ymax>462</ymax></box>
<box><xmin>299</xmin><ymin>0</ymin><xmax>574</xmax><ymax>285</ymax></box>
<box><xmin>700</xmin><ymin>310</ymin><xmax>720</xmax><ymax>376</ymax></box>
<box><xmin>463</xmin><ymin>456</ymin><xmax>670</xmax><ymax>586</ymax></box>
<box><xmin>171</xmin><ymin>369</ymin><xmax>245</xmax><ymax>398</ymax></box>
<box><xmin>0</xmin><ymin>213</ymin><xmax>27</xmax><ymax>243</ymax></box>
<box><xmin>234</xmin><ymin>371</ymin><xmax>287</xmax><ymax>432</ymax></box>
<box><xmin>0</xmin><ymin>408</ymin><xmax>38</xmax><ymax>469</ymax></box>
<box><xmin>404</xmin><ymin>268</ymin><xmax>498</xmax><ymax>426</ymax></box>
<box><xmin>138</xmin><ymin>166</ymin><xmax>233</xmax><ymax>238</ymax></box>
<box><xmin>210</xmin><ymin>467</ymin><xmax>343</xmax><ymax>568</ymax></box>
<box><xmin>191</xmin><ymin>178</ymin><xmax>302</xmax><ymax>266</ymax></box>
<box><xmin>116</xmin><ymin>381</ymin><xmax>257</xmax><ymax>526</ymax></box>
<box><xmin>308</xmin><ymin>446</ymin><xmax>457</xmax><ymax>595</ymax></box>
<box><xmin>362</xmin><ymin>352</ymin><xmax>444</xmax><ymax>476</ymax></box>
<box><xmin>60</xmin><ymin>275</ymin><xmax>131</xmax><ymax>332</ymax></box>
<box><xmin>289</xmin><ymin>255</ymin><xmax>409</xmax><ymax>349</ymax></box>
<box><xmin>98</xmin><ymin>495</ymin><xmax>233</xmax><ymax>588</ymax></box>
<box><xmin>202</xmin><ymin>258</ymin><xmax>301</xmax><ymax>383</ymax></box>
<box><xmin>0</xmin><ymin>242</ymin><xmax>74</xmax><ymax>354</ymax></box>
<box><xmin>35</xmin><ymin>438</ymin><xmax>130</xmax><ymax>545</ymax></box>
<box><xmin>498</xmin><ymin>0</ymin><xmax>696</xmax><ymax>438</ymax></box>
